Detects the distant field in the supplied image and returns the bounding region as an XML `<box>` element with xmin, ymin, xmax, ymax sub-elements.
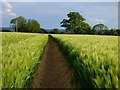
<box><xmin>2</xmin><ymin>32</ymin><xmax>48</xmax><ymax>88</ymax></box>
<box><xmin>52</xmin><ymin>34</ymin><xmax>118</xmax><ymax>88</ymax></box>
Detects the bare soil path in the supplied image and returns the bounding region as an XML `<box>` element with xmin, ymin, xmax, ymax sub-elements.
<box><xmin>32</xmin><ymin>36</ymin><xmax>73</xmax><ymax>88</ymax></box>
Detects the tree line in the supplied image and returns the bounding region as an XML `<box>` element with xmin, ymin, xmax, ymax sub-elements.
<box><xmin>10</xmin><ymin>16</ymin><xmax>45</xmax><ymax>33</ymax></box>
<box><xmin>60</xmin><ymin>12</ymin><xmax>120</xmax><ymax>36</ymax></box>
<box><xmin>10</xmin><ymin>12</ymin><xmax>120</xmax><ymax>36</ymax></box>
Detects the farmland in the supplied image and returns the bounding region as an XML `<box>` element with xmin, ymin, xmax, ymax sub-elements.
<box><xmin>52</xmin><ymin>34</ymin><xmax>118</xmax><ymax>88</ymax></box>
<box><xmin>1</xmin><ymin>1</ymin><xmax>119</xmax><ymax>89</ymax></box>
<box><xmin>2</xmin><ymin>32</ymin><xmax>48</xmax><ymax>88</ymax></box>
<box><xmin>1</xmin><ymin>32</ymin><xmax>119</xmax><ymax>89</ymax></box>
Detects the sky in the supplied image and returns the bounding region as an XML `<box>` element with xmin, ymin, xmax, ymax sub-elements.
<box><xmin>1</xmin><ymin>0</ymin><xmax>119</xmax><ymax>29</ymax></box>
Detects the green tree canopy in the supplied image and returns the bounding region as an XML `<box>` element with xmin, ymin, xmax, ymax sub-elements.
<box><xmin>27</xmin><ymin>19</ymin><xmax>40</xmax><ymax>33</ymax></box>
<box><xmin>10</xmin><ymin>16</ymin><xmax>41</xmax><ymax>33</ymax></box>
<box><xmin>60</xmin><ymin>12</ymin><xmax>90</xmax><ymax>33</ymax></box>
<box><xmin>52</xmin><ymin>28</ymin><xmax>59</xmax><ymax>34</ymax></box>
<box><xmin>92</xmin><ymin>24</ymin><xmax>109</xmax><ymax>31</ymax></box>
<box><xmin>10</xmin><ymin>16</ymin><xmax>27</xmax><ymax>32</ymax></box>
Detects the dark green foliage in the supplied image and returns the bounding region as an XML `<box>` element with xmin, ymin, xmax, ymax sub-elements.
<box><xmin>1</xmin><ymin>30</ymin><xmax>11</xmax><ymax>32</ymax></box>
<box><xmin>9</xmin><ymin>14</ymin><xmax>119</xmax><ymax>36</ymax></box>
<box><xmin>10</xmin><ymin>16</ymin><xmax>27</xmax><ymax>32</ymax></box>
<box><xmin>92</xmin><ymin>24</ymin><xmax>119</xmax><ymax>36</ymax></box>
<box><xmin>61</xmin><ymin>12</ymin><xmax>91</xmax><ymax>34</ymax></box>
<box><xmin>40</xmin><ymin>28</ymin><xmax>48</xmax><ymax>33</ymax></box>
<box><xmin>92</xmin><ymin>24</ymin><xmax>108</xmax><ymax>35</ymax></box>
<box><xmin>50</xmin><ymin>28</ymin><xmax>59</xmax><ymax>34</ymax></box>
<box><xmin>26</xmin><ymin>19</ymin><xmax>40</xmax><ymax>33</ymax></box>
<box><xmin>116</xmin><ymin>29</ymin><xmax>120</xmax><ymax>35</ymax></box>
<box><xmin>92</xmin><ymin>24</ymin><xmax>108</xmax><ymax>31</ymax></box>
<box><xmin>109</xmin><ymin>29</ymin><xmax>119</xmax><ymax>36</ymax></box>
<box><xmin>10</xmin><ymin>16</ymin><xmax>42</xmax><ymax>33</ymax></box>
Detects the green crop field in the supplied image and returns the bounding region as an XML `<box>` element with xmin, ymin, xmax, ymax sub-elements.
<box><xmin>1</xmin><ymin>32</ymin><xmax>119</xmax><ymax>89</ymax></box>
<box><xmin>52</xmin><ymin>34</ymin><xmax>118</xmax><ymax>88</ymax></box>
<box><xmin>2</xmin><ymin>32</ymin><xmax>48</xmax><ymax>88</ymax></box>
<box><xmin>0</xmin><ymin>32</ymin><xmax>1</xmax><ymax>90</ymax></box>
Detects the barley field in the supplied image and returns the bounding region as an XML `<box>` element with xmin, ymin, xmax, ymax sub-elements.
<box><xmin>53</xmin><ymin>34</ymin><xmax>118</xmax><ymax>88</ymax></box>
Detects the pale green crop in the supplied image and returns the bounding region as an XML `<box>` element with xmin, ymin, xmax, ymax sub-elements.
<box><xmin>53</xmin><ymin>34</ymin><xmax>118</xmax><ymax>88</ymax></box>
<box><xmin>2</xmin><ymin>32</ymin><xmax>48</xmax><ymax>88</ymax></box>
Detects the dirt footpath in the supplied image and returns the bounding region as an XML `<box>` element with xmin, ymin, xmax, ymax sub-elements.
<box><xmin>32</xmin><ymin>36</ymin><xmax>73</xmax><ymax>88</ymax></box>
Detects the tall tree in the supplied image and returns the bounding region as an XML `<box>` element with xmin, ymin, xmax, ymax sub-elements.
<box><xmin>26</xmin><ymin>19</ymin><xmax>40</xmax><ymax>33</ymax></box>
<box><xmin>92</xmin><ymin>24</ymin><xmax>108</xmax><ymax>31</ymax></box>
<box><xmin>10</xmin><ymin>16</ymin><xmax>41</xmax><ymax>33</ymax></box>
<box><xmin>77</xmin><ymin>22</ymin><xmax>91</xmax><ymax>34</ymax></box>
<box><xmin>52</xmin><ymin>28</ymin><xmax>59</xmax><ymax>34</ymax></box>
<box><xmin>61</xmin><ymin>12</ymin><xmax>90</xmax><ymax>33</ymax></box>
<box><xmin>10</xmin><ymin>18</ymin><xmax>16</xmax><ymax>31</ymax></box>
<box><xmin>10</xmin><ymin>16</ymin><xmax>27</xmax><ymax>32</ymax></box>
<box><xmin>92</xmin><ymin>24</ymin><xmax>109</xmax><ymax>35</ymax></box>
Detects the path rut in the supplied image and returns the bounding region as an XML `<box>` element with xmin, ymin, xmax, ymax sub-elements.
<box><xmin>32</xmin><ymin>36</ymin><xmax>73</xmax><ymax>88</ymax></box>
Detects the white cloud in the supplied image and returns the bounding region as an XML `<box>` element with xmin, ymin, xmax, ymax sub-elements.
<box><xmin>93</xmin><ymin>18</ymin><xmax>106</xmax><ymax>23</ymax></box>
<box><xmin>2</xmin><ymin>0</ymin><xmax>12</xmax><ymax>9</ymax></box>
<box><xmin>1</xmin><ymin>0</ymin><xmax>16</xmax><ymax>17</ymax></box>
